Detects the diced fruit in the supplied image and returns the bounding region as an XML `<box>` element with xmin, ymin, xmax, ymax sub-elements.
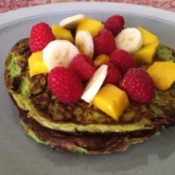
<box><xmin>43</xmin><ymin>40</ymin><xmax>79</xmax><ymax>71</ymax></box>
<box><xmin>104</xmin><ymin>63</ymin><xmax>122</xmax><ymax>86</ymax></box>
<box><xmin>120</xmin><ymin>68</ymin><xmax>155</xmax><ymax>104</ymax></box>
<box><xmin>75</xmin><ymin>30</ymin><xmax>94</xmax><ymax>58</ymax></box>
<box><xmin>51</xmin><ymin>24</ymin><xmax>74</xmax><ymax>42</ymax></box>
<box><xmin>29</xmin><ymin>22</ymin><xmax>55</xmax><ymax>52</ymax></box>
<box><xmin>81</xmin><ymin>64</ymin><xmax>108</xmax><ymax>103</ymax></box>
<box><xmin>93</xmin><ymin>84</ymin><xmax>129</xmax><ymax>120</ymax></box>
<box><xmin>115</xmin><ymin>28</ymin><xmax>143</xmax><ymax>53</ymax></box>
<box><xmin>69</xmin><ymin>54</ymin><xmax>95</xmax><ymax>82</ymax></box>
<box><xmin>48</xmin><ymin>67</ymin><xmax>83</xmax><ymax>103</ymax></box>
<box><xmin>134</xmin><ymin>42</ymin><xmax>159</xmax><ymax>64</ymax></box>
<box><xmin>76</xmin><ymin>18</ymin><xmax>104</xmax><ymax>37</ymax></box>
<box><xmin>138</xmin><ymin>26</ymin><xmax>159</xmax><ymax>46</ymax></box>
<box><xmin>28</xmin><ymin>51</ymin><xmax>48</xmax><ymax>77</ymax></box>
<box><xmin>93</xmin><ymin>54</ymin><xmax>110</xmax><ymax>67</ymax></box>
<box><xmin>147</xmin><ymin>62</ymin><xmax>175</xmax><ymax>90</ymax></box>
<box><xmin>104</xmin><ymin>14</ymin><xmax>125</xmax><ymax>36</ymax></box>
<box><xmin>59</xmin><ymin>14</ymin><xmax>87</xmax><ymax>29</ymax></box>
<box><xmin>110</xmin><ymin>49</ymin><xmax>136</xmax><ymax>75</ymax></box>
<box><xmin>93</xmin><ymin>29</ymin><xmax>116</xmax><ymax>56</ymax></box>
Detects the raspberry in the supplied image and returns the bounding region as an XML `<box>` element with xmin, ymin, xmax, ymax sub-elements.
<box><xmin>69</xmin><ymin>54</ymin><xmax>95</xmax><ymax>82</ymax></box>
<box><xmin>110</xmin><ymin>49</ymin><xmax>136</xmax><ymax>75</ymax></box>
<box><xmin>104</xmin><ymin>62</ymin><xmax>122</xmax><ymax>86</ymax></box>
<box><xmin>93</xmin><ymin>29</ymin><xmax>116</xmax><ymax>56</ymax></box>
<box><xmin>48</xmin><ymin>67</ymin><xmax>83</xmax><ymax>103</ymax></box>
<box><xmin>29</xmin><ymin>22</ymin><xmax>55</xmax><ymax>52</ymax></box>
<box><xmin>104</xmin><ymin>15</ymin><xmax>125</xmax><ymax>36</ymax></box>
<box><xmin>120</xmin><ymin>68</ymin><xmax>155</xmax><ymax>104</ymax></box>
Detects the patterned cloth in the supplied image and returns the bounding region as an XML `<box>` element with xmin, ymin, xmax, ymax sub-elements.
<box><xmin>0</xmin><ymin>0</ymin><xmax>174</xmax><ymax>13</ymax></box>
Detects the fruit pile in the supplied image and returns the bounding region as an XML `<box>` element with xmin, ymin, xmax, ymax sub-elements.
<box><xmin>28</xmin><ymin>14</ymin><xmax>175</xmax><ymax>121</ymax></box>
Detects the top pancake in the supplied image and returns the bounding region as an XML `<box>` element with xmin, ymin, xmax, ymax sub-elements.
<box><xmin>4</xmin><ymin>38</ymin><xmax>175</xmax><ymax>133</ymax></box>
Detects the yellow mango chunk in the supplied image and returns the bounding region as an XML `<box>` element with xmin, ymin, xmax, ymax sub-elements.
<box><xmin>28</xmin><ymin>51</ymin><xmax>48</xmax><ymax>77</ymax></box>
<box><xmin>77</xmin><ymin>18</ymin><xmax>104</xmax><ymax>37</ymax></box>
<box><xmin>147</xmin><ymin>62</ymin><xmax>175</xmax><ymax>90</ymax></box>
<box><xmin>52</xmin><ymin>24</ymin><xmax>74</xmax><ymax>42</ymax></box>
<box><xmin>134</xmin><ymin>42</ymin><xmax>159</xmax><ymax>64</ymax></box>
<box><xmin>93</xmin><ymin>54</ymin><xmax>110</xmax><ymax>67</ymax></box>
<box><xmin>138</xmin><ymin>26</ymin><xmax>159</xmax><ymax>46</ymax></box>
<box><xmin>93</xmin><ymin>84</ymin><xmax>129</xmax><ymax>120</ymax></box>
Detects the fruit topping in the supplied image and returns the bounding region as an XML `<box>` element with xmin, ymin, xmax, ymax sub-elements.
<box><xmin>147</xmin><ymin>62</ymin><xmax>175</xmax><ymax>91</ymax></box>
<box><xmin>104</xmin><ymin>62</ymin><xmax>122</xmax><ymax>86</ymax></box>
<box><xmin>120</xmin><ymin>68</ymin><xmax>155</xmax><ymax>104</ymax></box>
<box><xmin>104</xmin><ymin>14</ymin><xmax>125</xmax><ymax>36</ymax></box>
<box><xmin>27</xmin><ymin>14</ymin><xmax>164</xmax><ymax>119</ymax></box>
<box><xmin>110</xmin><ymin>49</ymin><xmax>136</xmax><ymax>75</ymax></box>
<box><xmin>43</xmin><ymin>40</ymin><xmax>79</xmax><ymax>71</ymax></box>
<box><xmin>69</xmin><ymin>54</ymin><xmax>95</xmax><ymax>82</ymax></box>
<box><xmin>134</xmin><ymin>42</ymin><xmax>159</xmax><ymax>64</ymax></box>
<box><xmin>93</xmin><ymin>84</ymin><xmax>129</xmax><ymax>120</ymax></box>
<box><xmin>29</xmin><ymin>22</ymin><xmax>55</xmax><ymax>53</ymax></box>
<box><xmin>115</xmin><ymin>27</ymin><xmax>143</xmax><ymax>53</ymax></box>
<box><xmin>48</xmin><ymin>67</ymin><xmax>83</xmax><ymax>103</ymax></box>
<box><xmin>59</xmin><ymin>14</ymin><xmax>87</xmax><ymax>29</ymax></box>
<box><xmin>93</xmin><ymin>54</ymin><xmax>110</xmax><ymax>67</ymax></box>
<box><xmin>93</xmin><ymin>29</ymin><xmax>116</xmax><ymax>56</ymax></box>
<box><xmin>28</xmin><ymin>51</ymin><xmax>48</xmax><ymax>77</ymax></box>
<box><xmin>51</xmin><ymin>24</ymin><xmax>74</xmax><ymax>42</ymax></box>
<box><xmin>81</xmin><ymin>64</ymin><xmax>108</xmax><ymax>103</ymax></box>
<box><xmin>75</xmin><ymin>30</ymin><xmax>94</xmax><ymax>58</ymax></box>
<box><xmin>138</xmin><ymin>26</ymin><xmax>159</xmax><ymax>46</ymax></box>
<box><xmin>76</xmin><ymin>18</ymin><xmax>104</xmax><ymax>37</ymax></box>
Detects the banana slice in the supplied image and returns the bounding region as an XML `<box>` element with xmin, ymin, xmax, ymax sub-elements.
<box><xmin>115</xmin><ymin>28</ymin><xmax>143</xmax><ymax>53</ymax></box>
<box><xmin>59</xmin><ymin>14</ymin><xmax>86</xmax><ymax>29</ymax></box>
<box><xmin>75</xmin><ymin>30</ymin><xmax>94</xmax><ymax>58</ymax></box>
<box><xmin>43</xmin><ymin>40</ymin><xmax>79</xmax><ymax>71</ymax></box>
<box><xmin>81</xmin><ymin>64</ymin><xmax>108</xmax><ymax>103</ymax></box>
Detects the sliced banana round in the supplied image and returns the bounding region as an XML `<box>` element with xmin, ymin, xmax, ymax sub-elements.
<box><xmin>75</xmin><ymin>30</ymin><xmax>94</xmax><ymax>58</ymax></box>
<box><xmin>115</xmin><ymin>27</ymin><xmax>143</xmax><ymax>53</ymax></box>
<box><xmin>59</xmin><ymin>14</ymin><xmax>86</xmax><ymax>29</ymax></box>
<box><xmin>43</xmin><ymin>40</ymin><xmax>79</xmax><ymax>71</ymax></box>
<box><xmin>81</xmin><ymin>64</ymin><xmax>108</xmax><ymax>103</ymax></box>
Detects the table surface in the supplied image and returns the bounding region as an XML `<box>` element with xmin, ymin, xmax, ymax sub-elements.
<box><xmin>0</xmin><ymin>0</ymin><xmax>175</xmax><ymax>13</ymax></box>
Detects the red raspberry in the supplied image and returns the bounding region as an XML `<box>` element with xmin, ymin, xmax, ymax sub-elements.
<box><xmin>104</xmin><ymin>62</ymin><xmax>122</xmax><ymax>86</ymax></box>
<box><xmin>104</xmin><ymin>15</ymin><xmax>125</xmax><ymax>36</ymax></box>
<box><xmin>93</xmin><ymin>29</ymin><xmax>116</xmax><ymax>56</ymax></box>
<box><xmin>29</xmin><ymin>22</ymin><xmax>55</xmax><ymax>52</ymax></box>
<box><xmin>120</xmin><ymin>68</ymin><xmax>155</xmax><ymax>104</ymax></box>
<box><xmin>110</xmin><ymin>49</ymin><xmax>136</xmax><ymax>75</ymax></box>
<box><xmin>69</xmin><ymin>54</ymin><xmax>95</xmax><ymax>82</ymax></box>
<box><xmin>48</xmin><ymin>67</ymin><xmax>83</xmax><ymax>103</ymax></box>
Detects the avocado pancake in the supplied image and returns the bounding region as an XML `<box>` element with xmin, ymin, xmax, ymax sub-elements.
<box><xmin>4</xmin><ymin>38</ymin><xmax>175</xmax><ymax>154</ymax></box>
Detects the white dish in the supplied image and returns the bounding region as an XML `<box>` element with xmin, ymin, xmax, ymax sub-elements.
<box><xmin>0</xmin><ymin>2</ymin><xmax>175</xmax><ymax>175</ymax></box>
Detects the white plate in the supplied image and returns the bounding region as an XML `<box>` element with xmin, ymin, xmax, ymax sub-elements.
<box><xmin>0</xmin><ymin>2</ymin><xmax>175</xmax><ymax>175</ymax></box>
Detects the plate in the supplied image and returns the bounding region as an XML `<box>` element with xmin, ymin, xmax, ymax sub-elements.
<box><xmin>0</xmin><ymin>2</ymin><xmax>175</xmax><ymax>175</ymax></box>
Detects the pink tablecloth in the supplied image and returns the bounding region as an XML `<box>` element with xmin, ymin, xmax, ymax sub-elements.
<box><xmin>0</xmin><ymin>0</ymin><xmax>175</xmax><ymax>13</ymax></box>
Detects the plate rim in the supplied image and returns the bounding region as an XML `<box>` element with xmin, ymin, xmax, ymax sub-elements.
<box><xmin>0</xmin><ymin>2</ymin><xmax>175</xmax><ymax>27</ymax></box>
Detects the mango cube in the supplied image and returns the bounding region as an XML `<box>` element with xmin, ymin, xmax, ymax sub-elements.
<box><xmin>93</xmin><ymin>54</ymin><xmax>110</xmax><ymax>67</ymax></box>
<box><xmin>138</xmin><ymin>26</ymin><xmax>159</xmax><ymax>46</ymax></box>
<box><xmin>147</xmin><ymin>62</ymin><xmax>175</xmax><ymax>90</ymax></box>
<box><xmin>134</xmin><ymin>42</ymin><xmax>159</xmax><ymax>64</ymax></box>
<box><xmin>93</xmin><ymin>84</ymin><xmax>129</xmax><ymax>120</ymax></box>
<box><xmin>28</xmin><ymin>51</ymin><xmax>48</xmax><ymax>77</ymax></box>
<box><xmin>52</xmin><ymin>24</ymin><xmax>74</xmax><ymax>42</ymax></box>
<box><xmin>76</xmin><ymin>18</ymin><xmax>104</xmax><ymax>37</ymax></box>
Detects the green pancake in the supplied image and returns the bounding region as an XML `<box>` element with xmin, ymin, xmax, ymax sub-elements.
<box><xmin>4</xmin><ymin>38</ymin><xmax>175</xmax><ymax>154</ymax></box>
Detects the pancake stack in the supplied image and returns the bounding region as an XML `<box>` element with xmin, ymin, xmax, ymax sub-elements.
<box><xmin>4</xmin><ymin>38</ymin><xmax>175</xmax><ymax>154</ymax></box>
